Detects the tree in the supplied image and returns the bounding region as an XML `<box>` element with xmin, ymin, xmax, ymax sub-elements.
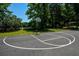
<box><xmin>26</xmin><ymin>3</ymin><xmax>79</xmax><ymax>30</ymax></box>
<box><xmin>0</xmin><ymin>3</ymin><xmax>22</xmax><ymax>32</ymax></box>
<box><xmin>61</xmin><ymin>4</ymin><xmax>75</xmax><ymax>28</ymax></box>
<box><xmin>26</xmin><ymin>3</ymin><xmax>50</xmax><ymax>31</ymax></box>
<box><xmin>0</xmin><ymin>3</ymin><xmax>11</xmax><ymax>32</ymax></box>
<box><xmin>72</xmin><ymin>4</ymin><xmax>79</xmax><ymax>29</ymax></box>
<box><xmin>49</xmin><ymin>3</ymin><xmax>62</xmax><ymax>28</ymax></box>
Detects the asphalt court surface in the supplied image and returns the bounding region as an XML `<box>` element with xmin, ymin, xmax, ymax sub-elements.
<box><xmin>0</xmin><ymin>30</ymin><xmax>79</xmax><ymax>56</ymax></box>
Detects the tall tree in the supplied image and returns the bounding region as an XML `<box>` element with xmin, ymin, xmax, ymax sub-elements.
<box><xmin>26</xmin><ymin>3</ymin><xmax>50</xmax><ymax>30</ymax></box>
<box><xmin>0</xmin><ymin>4</ymin><xmax>22</xmax><ymax>32</ymax></box>
<box><xmin>49</xmin><ymin>3</ymin><xmax>62</xmax><ymax>28</ymax></box>
<box><xmin>72</xmin><ymin>4</ymin><xmax>79</xmax><ymax>29</ymax></box>
<box><xmin>62</xmin><ymin>4</ymin><xmax>75</xmax><ymax>28</ymax></box>
<box><xmin>0</xmin><ymin>3</ymin><xmax>11</xmax><ymax>32</ymax></box>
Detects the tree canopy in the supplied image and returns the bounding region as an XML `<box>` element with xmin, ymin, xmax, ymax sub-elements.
<box><xmin>26</xmin><ymin>3</ymin><xmax>79</xmax><ymax>31</ymax></box>
<box><xmin>0</xmin><ymin>3</ymin><xmax>79</xmax><ymax>32</ymax></box>
<box><xmin>0</xmin><ymin>4</ymin><xmax>22</xmax><ymax>32</ymax></box>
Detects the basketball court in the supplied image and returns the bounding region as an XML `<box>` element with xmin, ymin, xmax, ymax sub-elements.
<box><xmin>1</xmin><ymin>30</ymin><xmax>79</xmax><ymax>56</ymax></box>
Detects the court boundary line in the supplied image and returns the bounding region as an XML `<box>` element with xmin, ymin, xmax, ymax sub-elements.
<box><xmin>31</xmin><ymin>35</ymin><xmax>71</xmax><ymax>46</ymax></box>
<box><xmin>3</xmin><ymin>32</ymin><xmax>75</xmax><ymax>50</ymax></box>
<box><xmin>43</xmin><ymin>37</ymin><xmax>64</xmax><ymax>41</ymax></box>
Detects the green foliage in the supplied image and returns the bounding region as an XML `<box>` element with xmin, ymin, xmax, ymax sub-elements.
<box><xmin>1</xmin><ymin>3</ymin><xmax>79</xmax><ymax>33</ymax></box>
<box><xmin>72</xmin><ymin>4</ymin><xmax>79</xmax><ymax>29</ymax></box>
<box><xmin>26</xmin><ymin>3</ymin><xmax>79</xmax><ymax>30</ymax></box>
<box><xmin>0</xmin><ymin>4</ymin><xmax>22</xmax><ymax>32</ymax></box>
<box><xmin>26</xmin><ymin>4</ymin><xmax>50</xmax><ymax>30</ymax></box>
<box><xmin>22</xmin><ymin>22</ymin><xmax>28</xmax><ymax>27</ymax></box>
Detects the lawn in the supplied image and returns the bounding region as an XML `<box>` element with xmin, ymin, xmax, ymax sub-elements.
<box><xmin>0</xmin><ymin>30</ymin><xmax>33</xmax><ymax>38</ymax></box>
<box><xmin>0</xmin><ymin>29</ymin><xmax>63</xmax><ymax>38</ymax></box>
<box><xmin>48</xmin><ymin>28</ymin><xmax>63</xmax><ymax>32</ymax></box>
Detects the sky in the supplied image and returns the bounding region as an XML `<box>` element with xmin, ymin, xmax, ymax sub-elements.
<box><xmin>8</xmin><ymin>3</ymin><xmax>29</xmax><ymax>22</ymax></box>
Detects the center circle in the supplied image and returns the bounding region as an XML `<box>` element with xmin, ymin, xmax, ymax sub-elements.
<box><xmin>3</xmin><ymin>32</ymin><xmax>75</xmax><ymax>50</ymax></box>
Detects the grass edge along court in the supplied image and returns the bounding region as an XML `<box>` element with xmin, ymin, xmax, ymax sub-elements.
<box><xmin>0</xmin><ymin>29</ymin><xmax>64</xmax><ymax>38</ymax></box>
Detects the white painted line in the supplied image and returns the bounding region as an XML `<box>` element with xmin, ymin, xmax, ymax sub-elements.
<box><xmin>42</xmin><ymin>33</ymin><xmax>72</xmax><ymax>46</ymax></box>
<box><xmin>3</xmin><ymin>32</ymin><xmax>75</xmax><ymax>50</ymax></box>
<box><xmin>43</xmin><ymin>36</ymin><xmax>68</xmax><ymax>41</ymax></box>
<box><xmin>32</xmin><ymin>35</ymin><xmax>63</xmax><ymax>46</ymax></box>
<box><xmin>31</xmin><ymin>35</ymin><xmax>71</xmax><ymax>46</ymax></box>
<box><xmin>41</xmin><ymin>33</ymin><xmax>71</xmax><ymax>43</ymax></box>
<box><xmin>45</xmin><ymin>32</ymin><xmax>72</xmax><ymax>42</ymax></box>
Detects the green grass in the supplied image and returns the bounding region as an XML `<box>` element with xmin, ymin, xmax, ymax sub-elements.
<box><xmin>0</xmin><ymin>29</ymin><xmax>63</xmax><ymax>38</ymax></box>
<box><xmin>48</xmin><ymin>28</ymin><xmax>63</xmax><ymax>32</ymax></box>
<box><xmin>0</xmin><ymin>30</ymin><xmax>33</xmax><ymax>38</ymax></box>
